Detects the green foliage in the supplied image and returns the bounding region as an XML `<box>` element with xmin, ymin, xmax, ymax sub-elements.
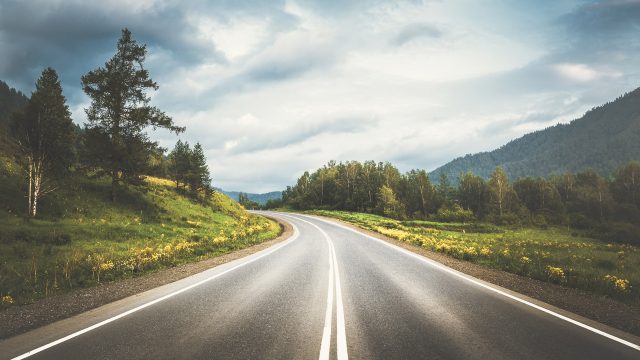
<box><xmin>10</xmin><ymin>68</ymin><xmax>76</xmax><ymax>217</ymax></box>
<box><xmin>433</xmin><ymin>204</ymin><xmax>474</xmax><ymax>223</ymax></box>
<box><xmin>167</xmin><ymin>140</ymin><xmax>212</xmax><ymax>199</ymax></box>
<box><xmin>81</xmin><ymin>28</ymin><xmax>184</xmax><ymax>201</ymax></box>
<box><xmin>285</xmin><ymin>160</ymin><xmax>640</xmax><ymax>245</ymax></box>
<box><xmin>0</xmin><ymin>175</ymin><xmax>280</xmax><ymax>305</ymax></box>
<box><xmin>237</xmin><ymin>192</ymin><xmax>260</xmax><ymax>209</ymax></box>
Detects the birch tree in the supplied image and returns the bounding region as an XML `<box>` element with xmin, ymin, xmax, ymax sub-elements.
<box><xmin>11</xmin><ymin>68</ymin><xmax>75</xmax><ymax>217</ymax></box>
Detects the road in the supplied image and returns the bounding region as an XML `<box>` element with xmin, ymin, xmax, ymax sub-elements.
<box><xmin>2</xmin><ymin>212</ymin><xmax>639</xmax><ymax>359</ymax></box>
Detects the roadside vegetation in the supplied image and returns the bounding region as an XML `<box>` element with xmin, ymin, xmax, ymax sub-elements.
<box><xmin>0</xmin><ymin>172</ymin><xmax>280</xmax><ymax>306</ymax></box>
<box><xmin>279</xmin><ymin>158</ymin><xmax>640</xmax><ymax>305</ymax></box>
<box><xmin>0</xmin><ymin>29</ymin><xmax>281</xmax><ymax>307</ymax></box>
<box><xmin>310</xmin><ymin>210</ymin><xmax>639</xmax><ymax>305</ymax></box>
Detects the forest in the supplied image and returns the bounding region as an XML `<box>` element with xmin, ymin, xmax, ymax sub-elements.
<box><xmin>278</xmin><ymin>160</ymin><xmax>640</xmax><ymax>244</ymax></box>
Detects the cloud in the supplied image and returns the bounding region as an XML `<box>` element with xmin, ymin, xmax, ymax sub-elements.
<box><xmin>392</xmin><ymin>23</ymin><xmax>442</xmax><ymax>46</ymax></box>
<box><xmin>552</xmin><ymin>63</ymin><xmax>622</xmax><ymax>83</ymax></box>
<box><xmin>2</xmin><ymin>0</ymin><xmax>640</xmax><ymax>192</ymax></box>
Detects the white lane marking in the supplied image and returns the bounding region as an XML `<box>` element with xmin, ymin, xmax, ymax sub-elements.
<box><xmin>292</xmin><ymin>213</ymin><xmax>640</xmax><ymax>352</ymax></box>
<box><xmin>279</xmin><ymin>214</ymin><xmax>349</xmax><ymax>360</ymax></box>
<box><xmin>319</xmin><ymin>232</ymin><xmax>335</xmax><ymax>360</ymax></box>
<box><xmin>12</xmin><ymin>226</ymin><xmax>300</xmax><ymax>360</ymax></box>
<box><xmin>330</xmin><ymin>237</ymin><xmax>349</xmax><ymax>360</ymax></box>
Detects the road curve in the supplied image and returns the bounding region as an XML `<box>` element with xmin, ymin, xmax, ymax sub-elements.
<box><xmin>1</xmin><ymin>212</ymin><xmax>639</xmax><ymax>359</ymax></box>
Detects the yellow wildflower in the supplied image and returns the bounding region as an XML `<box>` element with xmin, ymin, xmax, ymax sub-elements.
<box><xmin>2</xmin><ymin>295</ymin><xmax>14</xmax><ymax>305</ymax></box>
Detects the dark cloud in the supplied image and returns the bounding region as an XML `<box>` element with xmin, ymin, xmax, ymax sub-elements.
<box><xmin>0</xmin><ymin>0</ymin><xmax>295</xmax><ymax>100</ymax></box>
<box><xmin>392</xmin><ymin>23</ymin><xmax>442</xmax><ymax>46</ymax></box>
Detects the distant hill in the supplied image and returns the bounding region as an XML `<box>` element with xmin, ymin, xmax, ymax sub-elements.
<box><xmin>0</xmin><ymin>80</ymin><xmax>28</xmax><ymax>126</ymax></box>
<box><xmin>430</xmin><ymin>87</ymin><xmax>640</xmax><ymax>181</ymax></box>
<box><xmin>0</xmin><ymin>80</ymin><xmax>28</xmax><ymax>153</ymax></box>
<box><xmin>217</xmin><ymin>189</ymin><xmax>282</xmax><ymax>205</ymax></box>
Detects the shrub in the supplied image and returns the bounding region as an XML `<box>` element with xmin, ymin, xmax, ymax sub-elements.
<box><xmin>433</xmin><ymin>204</ymin><xmax>474</xmax><ymax>223</ymax></box>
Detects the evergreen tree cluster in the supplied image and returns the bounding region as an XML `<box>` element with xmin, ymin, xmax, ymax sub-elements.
<box><xmin>1</xmin><ymin>29</ymin><xmax>213</xmax><ymax>217</ymax></box>
<box><xmin>167</xmin><ymin>140</ymin><xmax>212</xmax><ymax>199</ymax></box>
<box><xmin>283</xmin><ymin>160</ymin><xmax>640</xmax><ymax>244</ymax></box>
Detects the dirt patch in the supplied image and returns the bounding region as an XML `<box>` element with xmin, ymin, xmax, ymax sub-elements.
<box><xmin>0</xmin><ymin>217</ymin><xmax>292</xmax><ymax>340</ymax></box>
<box><xmin>323</xmin><ymin>216</ymin><xmax>640</xmax><ymax>337</ymax></box>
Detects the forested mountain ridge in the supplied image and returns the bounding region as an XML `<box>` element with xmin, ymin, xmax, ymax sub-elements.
<box><xmin>0</xmin><ymin>80</ymin><xmax>28</xmax><ymax>154</ymax></box>
<box><xmin>0</xmin><ymin>80</ymin><xmax>28</xmax><ymax>124</ymax></box>
<box><xmin>430</xmin><ymin>87</ymin><xmax>640</xmax><ymax>181</ymax></box>
<box><xmin>217</xmin><ymin>189</ymin><xmax>282</xmax><ymax>205</ymax></box>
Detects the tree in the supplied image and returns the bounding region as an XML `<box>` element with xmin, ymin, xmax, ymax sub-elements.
<box><xmin>168</xmin><ymin>140</ymin><xmax>191</xmax><ymax>189</ymax></box>
<box><xmin>488</xmin><ymin>167</ymin><xmax>513</xmax><ymax>217</ymax></box>
<box><xmin>611</xmin><ymin>161</ymin><xmax>640</xmax><ymax>208</ymax></box>
<box><xmin>436</xmin><ymin>173</ymin><xmax>453</xmax><ymax>208</ymax></box>
<box><xmin>11</xmin><ymin>68</ymin><xmax>75</xmax><ymax>217</ymax></box>
<box><xmin>378</xmin><ymin>185</ymin><xmax>405</xmax><ymax>219</ymax></box>
<box><xmin>185</xmin><ymin>143</ymin><xmax>212</xmax><ymax>198</ymax></box>
<box><xmin>81</xmin><ymin>28</ymin><xmax>184</xmax><ymax>201</ymax></box>
<box><xmin>458</xmin><ymin>172</ymin><xmax>488</xmax><ymax>218</ymax></box>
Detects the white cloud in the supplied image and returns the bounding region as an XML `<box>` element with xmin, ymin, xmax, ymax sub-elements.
<box><xmin>552</xmin><ymin>63</ymin><xmax>623</xmax><ymax>83</ymax></box>
<box><xmin>3</xmin><ymin>0</ymin><xmax>639</xmax><ymax>192</ymax></box>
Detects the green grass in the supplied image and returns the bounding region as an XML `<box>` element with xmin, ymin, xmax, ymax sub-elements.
<box><xmin>0</xmin><ymin>172</ymin><xmax>281</xmax><ymax>307</ymax></box>
<box><xmin>308</xmin><ymin>210</ymin><xmax>640</xmax><ymax>306</ymax></box>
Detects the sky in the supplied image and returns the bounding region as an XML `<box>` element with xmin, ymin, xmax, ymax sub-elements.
<box><xmin>1</xmin><ymin>0</ymin><xmax>640</xmax><ymax>193</ymax></box>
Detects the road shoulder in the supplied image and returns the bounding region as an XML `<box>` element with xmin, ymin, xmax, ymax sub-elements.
<box><xmin>0</xmin><ymin>216</ymin><xmax>293</xmax><ymax>340</ymax></box>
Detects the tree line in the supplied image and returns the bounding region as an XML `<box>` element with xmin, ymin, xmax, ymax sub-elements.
<box><xmin>5</xmin><ymin>29</ymin><xmax>211</xmax><ymax>217</ymax></box>
<box><xmin>280</xmin><ymin>160</ymin><xmax>640</xmax><ymax>243</ymax></box>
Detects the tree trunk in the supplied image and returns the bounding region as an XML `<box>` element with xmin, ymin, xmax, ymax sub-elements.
<box><xmin>30</xmin><ymin>159</ymin><xmax>42</xmax><ymax>218</ymax></box>
<box><xmin>27</xmin><ymin>157</ymin><xmax>33</xmax><ymax>217</ymax></box>
<box><xmin>111</xmin><ymin>170</ymin><xmax>118</xmax><ymax>202</ymax></box>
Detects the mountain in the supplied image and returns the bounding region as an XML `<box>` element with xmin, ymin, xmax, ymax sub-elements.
<box><xmin>216</xmin><ymin>189</ymin><xmax>282</xmax><ymax>205</ymax></box>
<box><xmin>430</xmin><ymin>87</ymin><xmax>640</xmax><ymax>182</ymax></box>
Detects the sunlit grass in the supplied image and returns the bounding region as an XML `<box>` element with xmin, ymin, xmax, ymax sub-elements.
<box><xmin>309</xmin><ymin>210</ymin><xmax>640</xmax><ymax>305</ymax></box>
<box><xmin>0</xmin><ymin>176</ymin><xmax>281</xmax><ymax>306</ymax></box>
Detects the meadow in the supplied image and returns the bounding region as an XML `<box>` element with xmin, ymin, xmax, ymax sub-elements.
<box><xmin>309</xmin><ymin>210</ymin><xmax>640</xmax><ymax>305</ymax></box>
<box><xmin>0</xmin><ymin>175</ymin><xmax>281</xmax><ymax>307</ymax></box>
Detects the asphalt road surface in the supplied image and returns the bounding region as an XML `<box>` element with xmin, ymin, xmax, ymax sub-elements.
<box><xmin>2</xmin><ymin>212</ymin><xmax>639</xmax><ymax>359</ymax></box>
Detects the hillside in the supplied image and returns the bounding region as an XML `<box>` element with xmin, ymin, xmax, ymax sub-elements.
<box><xmin>430</xmin><ymin>88</ymin><xmax>640</xmax><ymax>181</ymax></box>
<box><xmin>0</xmin><ymin>156</ymin><xmax>281</xmax><ymax>305</ymax></box>
<box><xmin>217</xmin><ymin>189</ymin><xmax>282</xmax><ymax>205</ymax></box>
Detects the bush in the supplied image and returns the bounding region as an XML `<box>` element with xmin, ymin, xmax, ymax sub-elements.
<box><xmin>594</xmin><ymin>222</ymin><xmax>640</xmax><ymax>245</ymax></box>
<box><xmin>433</xmin><ymin>204</ymin><xmax>475</xmax><ymax>223</ymax></box>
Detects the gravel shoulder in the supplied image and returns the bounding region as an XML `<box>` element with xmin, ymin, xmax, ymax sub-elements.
<box><xmin>318</xmin><ymin>215</ymin><xmax>640</xmax><ymax>338</ymax></box>
<box><xmin>0</xmin><ymin>216</ymin><xmax>292</xmax><ymax>340</ymax></box>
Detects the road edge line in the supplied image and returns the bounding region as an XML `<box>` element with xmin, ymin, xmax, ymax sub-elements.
<box><xmin>297</xmin><ymin>213</ymin><xmax>640</xmax><ymax>352</ymax></box>
<box><xmin>11</xmin><ymin>225</ymin><xmax>300</xmax><ymax>360</ymax></box>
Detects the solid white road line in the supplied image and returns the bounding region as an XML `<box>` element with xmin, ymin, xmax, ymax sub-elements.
<box><xmin>298</xmin><ymin>213</ymin><xmax>640</xmax><ymax>352</ymax></box>
<box><xmin>330</xmin><ymin>237</ymin><xmax>349</xmax><ymax>360</ymax></box>
<box><xmin>281</xmin><ymin>214</ymin><xmax>349</xmax><ymax>360</ymax></box>
<box><xmin>11</xmin><ymin>226</ymin><xmax>299</xmax><ymax>360</ymax></box>
<box><xmin>319</xmin><ymin>232</ymin><xmax>335</xmax><ymax>360</ymax></box>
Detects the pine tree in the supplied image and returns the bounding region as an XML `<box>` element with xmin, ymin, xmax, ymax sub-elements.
<box><xmin>168</xmin><ymin>140</ymin><xmax>191</xmax><ymax>189</ymax></box>
<box><xmin>81</xmin><ymin>28</ymin><xmax>184</xmax><ymax>201</ymax></box>
<box><xmin>11</xmin><ymin>68</ymin><xmax>75</xmax><ymax>217</ymax></box>
<box><xmin>186</xmin><ymin>143</ymin><xmax>211</xmax><ymax>197</ymax></box>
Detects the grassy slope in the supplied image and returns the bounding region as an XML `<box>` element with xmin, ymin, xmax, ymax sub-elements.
<box><xmin>0</xmin><ymin>157</ymin><xmax>281</xmax><ymax>306</ymax></box>
<box><xmin>309</xmin><ymin>210</ymin><xmax>640</xmax><ymax>306</ymax></box>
